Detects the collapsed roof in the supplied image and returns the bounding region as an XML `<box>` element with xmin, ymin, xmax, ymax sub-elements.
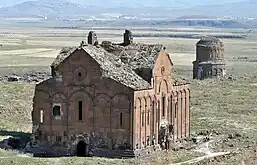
<box><xmin>51</xmin><ymin>45</ymin><xmax>150</xmax><ymax>90</ymax></box>
<box><xmin>50</xmin><ymin>37</ymin><xmax>188</xmax><ymax>90</ymax></box>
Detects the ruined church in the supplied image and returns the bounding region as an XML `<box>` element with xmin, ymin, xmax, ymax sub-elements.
<box><xmin>193</xmin><ymin>37</ymin><xmax>226</xmax><ymax>80</ymax></box>
<box><xmin>31</xmin><ymin>30</ymin><xmax>190</xmax><ymax>157</ymax></box>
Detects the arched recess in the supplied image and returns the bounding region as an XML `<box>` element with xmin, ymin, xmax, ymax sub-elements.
<box><xmin>135</xmin><ymin>98</ymin><xmax>142</xmax><ymax>149</ymax></box>
<box><xmin>150</xmin><ymin>95</ymin><xmax>157</xmax><ymax>144</ymax></box>
<box><xmin>183</xmin><ymin>89</ymin><xmax>188</xmax><ymax>138</ymax></box>
<box><xmin>142</xmin><ymin>97</ymin><xmax>147</xmax><ymax>128</ymax></box>
<box><xmin>158</xmin><ymin>79</ymin><xmax>169</xmax><ymax>94</ymax></box>
<box><xmin>185</xmin><ymin>88</ymin><xmax>190</xmax><ymax>137</ymax></box>
<box><xmin>176</xmin><ymin>90</ymin><xmax>182</xmax><ymax>139</ymax></box>
<box><xmin>52</xmin><ymin>92</ymin><xmax>67</xmax><ymax>102</ymax></box>
<box><xmin>174</xmin><ymin>91</ymin><xmax>179</xmax><ymax>140</ymax></box>
<box><xmin>69</xmin><ymin>134</ymin><xmax>90</xmax><ymax>155</ymax></box>
<box><xmin>68</xmin><ymin>90</ymin><xmax>93</xmax><ymax>126</ymax></box>
<box><xmin>33</xmin><ymin>90</ymin><xmax>51</xmax><ymax>125</ymax></box>
<box><xmin>94</xmin><ymin>93</ymin><xmax>111</xmax><ymax>128</ymax></box>
<box><xmin>34</xmin><ymin>89</ymin><xmax>51</xmax><ymax>101</ymax></box>
<box><xmin>141</xmin><ymin>97</ymin><xmax>147</xmax><ymax>148</ymax></box>
<box><xmin>146</xmin><ymin>96</ymin><xmax>152</xmax><ymax>127</ymax></box>
<box><xmin>145</xmin><ymin>96</ymin><xmax>152</xmax><ymax>146</ymax></box>
<box><xmin>111</xmin><ymin>93</ymin><xmax>131</xmax><ymax>148</ymax></box>
<box><xmin>170</xmin><ymin>91</ymin><xmax>175</xmax><ymax>125</ymax></box>
<box><xmin>180</xmin><ymin>90</ymin><xmax>186</xmax><ymax>138</ymax></box>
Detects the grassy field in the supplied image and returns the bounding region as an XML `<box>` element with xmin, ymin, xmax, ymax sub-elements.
<box><xmin>0</xmin><ymin>26</ymin><xmax>257</xmax><ymax>164</ymax></box>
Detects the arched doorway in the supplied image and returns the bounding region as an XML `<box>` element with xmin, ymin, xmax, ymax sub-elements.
<box><xmin>77</xmin><ymin>141</ymin><xmax>87</xmax><ymax>157</ymax></box>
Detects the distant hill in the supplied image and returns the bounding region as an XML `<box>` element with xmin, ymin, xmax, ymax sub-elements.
<box><xmin>176</xmin><ymin>15</ymin><xmax>217</xmax><ymax>20</ymax></box>
<box><xmin>0</xmin><ymin>0</ymin><xmax>97</xmax><ymax>19</ymax></box>
<box><xmin>0</xmin><ymin>0</ymin><xmax>256</xmax><ymax>19</ymax></box>
<box><xmin>0</xmin><ymin>0</ymin><xmax>245</xmax><ymax>8</ymax></box>
<box><xmin>0</xmin><ymin>0</ymin><xmax>256</xmax><ymax>28</ymax></box>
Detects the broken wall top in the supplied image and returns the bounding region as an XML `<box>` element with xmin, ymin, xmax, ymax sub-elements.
<box><xmin>101</xmin><ymin>42</ymin><xmax>189</xmax><ymax>85</ymax></box>
<box><xmin>101</xmin><ymin>42</ymin><xmax>163</xmax><ymax>70</ymax></box>
<box><xmin>196</xmin><ymin>36</ymin><xmax>223</xmax><ymax>47</ymax></box>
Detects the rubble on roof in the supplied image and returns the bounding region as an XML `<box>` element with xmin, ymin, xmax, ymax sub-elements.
<box><xmin>50</xmin><ymin>38</ymin><xmax>188</xmax><ymax>90</ymax></box>
<box><xmin>101</xmin><ymin>42</ymin><xmax>163</xmax><ymax>70</ymax></box>
<box><xmin>51</xmin><ymin>47</ymin><xmax>77</xmax><ymax>68</ymax></box>
<box><xmin>101</xmin><ymin>42</ymin><xmax>188</xmax><ymax>85</ymax></box>
<box><xmin>51</xmin><ymin>44</ymin><xmax>150</xmax><ymax>90</ymax></box>
<box><xmin>82</xmin><ymin>45</ymin><xmax>150</xmax><ymax>90</ymax></box>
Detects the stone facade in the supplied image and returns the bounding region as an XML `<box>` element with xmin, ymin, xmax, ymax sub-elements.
<box><xmin>31</xmin><ymin>30</ymin><xmax>190</xmax><ymax>157</ymax></box>
<box><xmin>193</xmin><ymin>37</ymin><xmax>226</xmax><ymax>80</ymax></box>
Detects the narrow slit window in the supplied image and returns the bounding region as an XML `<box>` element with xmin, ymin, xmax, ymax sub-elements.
<box><xmin>175</xmin><ymin>102</ymin><xmax>178</xmax><ymax>118</ymax></box>
<box><xmin>40</xmin><ymin>110</ymin><xmax>44</xmax><ymax>123</ymax></box>
<box><xmin>162</xmin><ymin>95</ymin><xmax>165</xmax><ymax>117</ymax></box>
<box><xmin>120</xmin><ymin>113</ymin><xmax>123</xmax><ymax>128</ymax></box>
<box><xmin>79</xmin><ymin>101</ymin><xmax>82</xmax><ymax>121</ymax></box>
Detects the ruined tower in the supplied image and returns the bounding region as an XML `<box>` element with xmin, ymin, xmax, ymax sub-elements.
<box><xmin>88</xmin><ymin>31</ymin><xmax>98</xmax><ymax>46</ymax></box>
<box><xmin>123</xmin><ymin>30</ymin><xmax>133</xmax><ymax>46</ymax></box>
<box><xmin>193</xmin><ymin>37</ymin><xmax>226</xmax><ymax>80</ymax></box>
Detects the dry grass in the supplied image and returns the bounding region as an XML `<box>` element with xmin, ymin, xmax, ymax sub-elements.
<box><xmin>0</xmin><ymin>83</ymin><xmax>34</xmax><ymax>132</ymax></box>
<box><xmin>0</xmin><ymin>27</ymin><xmax>257</xmax><ymax>164</ymax></box>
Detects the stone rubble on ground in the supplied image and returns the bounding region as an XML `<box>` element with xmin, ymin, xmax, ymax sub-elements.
<box><xmin>0</xmin><ymin>72</ymin><xmax>51</xmax><ymax>83</ymax></box>
<box><xmin>0</xmin><ymin>136</ymin><xmax>21</xmax><ymax>150</ymax></box>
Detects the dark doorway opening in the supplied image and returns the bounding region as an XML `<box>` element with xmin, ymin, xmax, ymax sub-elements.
<box><xmin>77</xmin><ymin>141</ymin><xmax>87</xmax><ymax>157</ymax></box>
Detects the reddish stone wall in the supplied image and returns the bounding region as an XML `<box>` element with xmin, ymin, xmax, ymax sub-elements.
<box><xmin>32</xmin><ymin>48</ymin><xmax>190</xmax><ymax>156</ymax></box>
<box><xmin>133</xmin><ymin>51</ymin><xmax>190</xmax><ymax>150</ymax></box>
<box><xmin>33</xmin><ymin>49</ymin><xmax>134</xmax><ymax>152</ymax></box>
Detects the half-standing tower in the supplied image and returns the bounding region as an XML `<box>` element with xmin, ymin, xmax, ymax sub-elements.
<box><xmin>193</xmin><ymin>37</ymin><xmax>226</xmax><ymax>80</ymax></box>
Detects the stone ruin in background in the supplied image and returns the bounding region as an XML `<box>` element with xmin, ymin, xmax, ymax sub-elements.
<box><xmin>123</xmin><ymin>29</ymin><xmax>133</xmax><ymax>46</ymax></box>
<box><xmin>193</xmin><ymin>36</ymin><xmax>226</xmax><ymax>80</ymax></box>
<box><xmin>87</xmin><ymin>31</ymin><xmax>98</xmax><ymax>46</ymax></box>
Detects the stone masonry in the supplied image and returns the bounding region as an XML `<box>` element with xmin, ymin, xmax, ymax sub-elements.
<box><xmin>31</xmin><ymin>30</ymin><xmax>190</xmax><ymax>157</ymax></box>
<box><xmin>193</xmin><ymin>37</ymin><xmax>226</xmax><ymax>80</ymax></box>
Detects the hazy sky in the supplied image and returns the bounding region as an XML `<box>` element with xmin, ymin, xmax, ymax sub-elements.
<box><xmin>0</xmin><ymin>0</ymin><xmax>245</xmax><ymax>8</ymax></box>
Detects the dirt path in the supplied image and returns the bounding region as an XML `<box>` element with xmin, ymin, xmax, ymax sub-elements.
<box><xmin>171</xmin><ymin>152</ymin><xmax>231</xmax><ymax>165</ymax></box>
<box><xmin>171</xmin><ymin>139</ymin><xmax>231</xmax><ymax>165</ymax></box>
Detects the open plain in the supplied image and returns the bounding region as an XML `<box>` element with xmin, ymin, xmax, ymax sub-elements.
<box><xmin>0</xmin><ymin>26</ymin><xmax>257</xmax><ymax>164</ymax></box>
